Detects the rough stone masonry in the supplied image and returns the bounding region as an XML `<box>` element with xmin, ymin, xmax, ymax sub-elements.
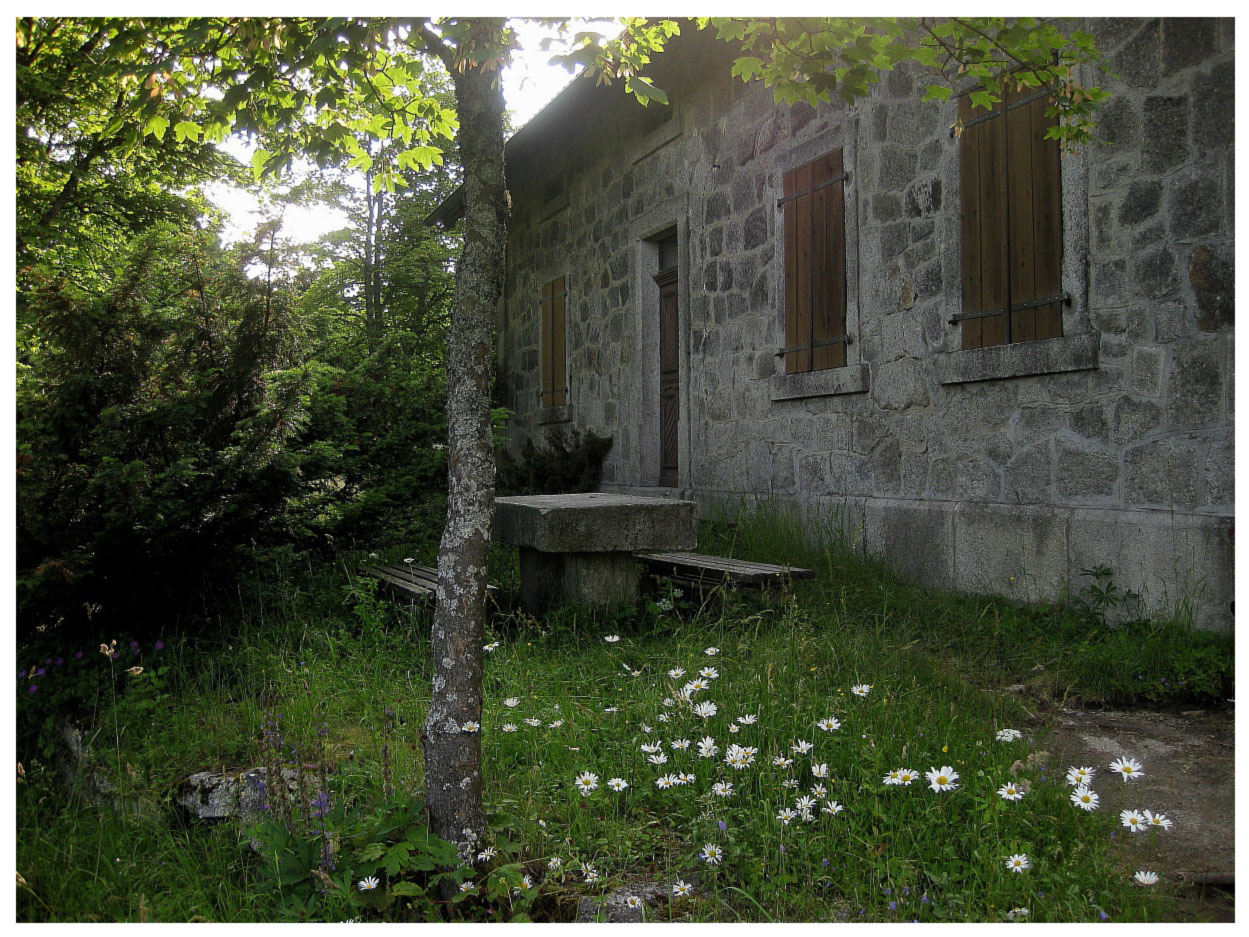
<box><xmin>491</xmin><ymin>19</ymin><xmax>1233</xmax><ymax>629</ymax></box>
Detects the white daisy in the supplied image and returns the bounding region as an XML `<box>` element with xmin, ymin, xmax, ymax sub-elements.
<box><xmin>607</xmin><ymin>777</ymin><xmax>629</xmax><ymax>791</ymax></box>
<box><xmin>525</xmin><ymin>717</ymin><xmax>542</xmax><ymax>726</ymax></box>
<box><xmin>727</xmin><ymin>723</ymin><xmax>740</xmax><ymax>734</ymax></box>
<box><xmin>791</xmin><ymin>739</ymin><xmax>813</xmax><ymax>755</ymax></box>
<box><xmin>648</xmin><ymin>752</ymin><xmax>669</xmax><ymax>765</ymax></box>
<box><xmin>604</xmin><ymin>706</ymin><xmax>618</xmax><ymax>712</ymax></box>
<box><xmin>684</xmin><ymin>678</ymin><xmax>710</xmax><ymax>693</ymax></box>
<box><xmin>655</xmin><ymin>774</ymin><xmax>678</xmax><ymax>789</ymax></box>
<box><xmin>822</xmin><ymin>799</ymin><xmax>845</xmax><ymax>815</ymax></box>
<box><xmin>1109</xmin><ymin>756</ymin><xmax>1144</xmax><ymax>781</ymax></box>
<box><xmin>548</xmin><ymin>719</ymin><xmax>564</xmax><ymax>728</ymax></box>
<box><xmin>658</xmin><ymin>713</ymin><xmax>671</xmax><ymax>723</ymax></box>
<box><xmin>851</xmin><ymin>684</ymin><xmax>872</xmax><ymax>697</ymax></box>
<box><xmin>476</xmin><ymin>846</ymin><xmax>497</xmax><ymax>862</ymax></box>
<box><xmin>604</xmin><ymin>634</ymin><xmax>621</xmax><ymax>643</ymax></box>
<box><xmin>641</xmin><ymin>742</ymin><xmax>663</xmax><ymax>754</ymax></box>
<box><xmin>670</xmin><ymin>738</ymin><xmax>692</xmax><ymax>750</ymax></box>
<box><xmin>704</xmin><ymin>647</ymin><xmax>719</xmax><ymax>656</ymax></box>
<box><xmin>998</xmin><ymin>782</ymin><xmax>1025</xmax><ymax>801</ymax></box>
<box><xmin>776</xmin><ymin>807</ymin><xmax>798</xmax><ymax>825</ymax></box>
<box><xmin>676</xmin><ymin>772</ymin><xmax>695</xmax><ymax>785</ymax></box>
<box><xmin>817</xmin><ymin>717</ymin><xmax>841</xmax><ymax>732</ymax></box>
<box><xmin>574</xmin><ymin>772</ymin><xmax>599</xmax><ymax>796</ymax></box>
<box><xmin>547</xmin><ymin>857</ymin><xmax>562</xmax><ymax>870</ymax></box>
<box><xmin>925</xmin><ymin>765</ymin><xmax>959</xmax><ymax>793</ymax></box>
<box><xmin>699</xmin><ymin>843</ymin><xmax>724</xmax><ymax>865</ymax></box>
<box><xmin>1070</xmin><ymin>785</ymin><xmax>1099</xmax><ymax>811</ymax></box>
<box><xmin>794</xmin><ymin>795</ymin><xmax>817</xmax><ymax>813</ymax></box>
<box><xmin>1007</xmin><ymin>907</ymin><xmax>1029</xmax><ymax>921</ymax></box>
<box><xmin>1120</xmin><ymin>809</ymin><xmax>1147</xmax><ymax>832</ymax></box>
<box><xmin>896</xmin><ymin>768</ymin><xmax>920</xmax><ymax>786</ymax></box>
<box><xmin>1005</xmin><ymin>853</ymin><xmax>1030</xmax><ymax>873</ymax></box>
<box><xmin>737</xmin><ymin>714</ymin><xmax>757</xmax><ymax>725</ymax></box>
<box><xmin>693</xmin><ymin>700</ymin><xmax>718</xmax><ymax>718</ymax></box>
<box><xmin>661</xmin><ymin>697</ymin><xmax>676</xmax><ymax>708</ymax></box>
<box><xmin>882</xmin><ymin>768</ymin><xmax>902</xmax><ymax>785</ymax></box>
<box><xmin>358</xmin><ymin>876</ymin><xmax>380</xmax><ymax>891</ymax></box>
<box><xmin>811</xmin><ymin>782</ymin><xmax>828</xmax><ymax>798</ymax></box>
<box><xmin>1066</xmin><ymin>765</ymin><xmax>1096</xmax><ymax>786</ymax></box>
<box><xmin>503</xmin><ymin>697</ymin><xmax>521</xmax><ymax>708</ymax></box>
<box><xmin>697</xmin><ymin>736</ymin><xmax>719</xmax><ymax>758</ymax></box>
<box><xmin>501</xmin><ymin>723</ymin><xmax>518</xmax><ymax>733</ymax></box>
<box><xmin>781</xmin><ymin>778</ymin><xmax>799</xmax><ymax>789</ymax></box>
<box><xmin>1143</xmin><ymin>810</ymin><xmax>1173</xmax><ymax>830</ymax></box>
<box><xmin>459</xmin><ymin>881</ymin><xmax>475</xmax><ymax>893</ymax></box>
<box><xmin>668</xmin><ymin>668</ymin><xmax>686</xmax><ymax>679</ymax></box>
<box><xmin>772</xmin><ymin>755</ymin><xmax>794</xmax><ymax>768</ymax></box>
<box><xmin>461</xmin><ymin>721</ymin><xmax>480</xmax><ymax>733</ymax></box>
<box><xmin>672</xmin><ymin>880</ymin><xmax>693</xmax><ymax>897</ymax></box>
<box><xmin>483</xmin><ymin>641</ymin><xmax>500</xmax><ymax>652</ymax></box>
<box><xmin>640</xmin><ymin>723</ymin><xmax>653</xmax><ymax>733</ymax></box>
<box><xmin>699</xmin><ymin>667</ymin><xmax>719</xmax><ymax>679</ymax></box>
<box><xmin>625</xmin><ymin>895</ymin><xmax>643</xmax><ymax>908</ymax></box>
<box><xmin>1133</xmin><ymin>870</ymin><xmax>1159</xmax><ymax>886</ymax></box>
<box><xmin>584</xmin><ymin>869</ymin><xmax>600</xmax><ymax>884</ymax></box>
<box><xmin>996</xmin><ymin>728</ymin><xmax>1023</xmax><ymax>742</ymax></box>
<box><xmin>812</xmin><ymin>762</ymin><xmax>830</xmax><ymax>778</ymax></box>
<box><xmin>712</xmin><ymin>781</ymin><xmax>734</xmax><ymax>797</ymax></box>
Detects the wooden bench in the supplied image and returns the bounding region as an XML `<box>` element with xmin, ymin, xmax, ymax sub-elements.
<box><xmin>637</xmin><ymin>551</ymin><xmax>815</xmax><ymax>590</ymax></box>
<box><xmin>362</xmin><ymin>562</ymin><xmax>499</xmax><ymax>603</ymax></box>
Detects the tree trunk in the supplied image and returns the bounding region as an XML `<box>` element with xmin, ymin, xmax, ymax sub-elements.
<box><xmin>422</xmin><ymin>20</ymin><xmax>507</xmax><ymax>860</ymax></box>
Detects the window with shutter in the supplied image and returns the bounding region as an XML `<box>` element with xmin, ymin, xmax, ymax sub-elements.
<box><xmin>781</xmin><ymin>149</ymin><xmax>848</xmax><ymax>374</ymax></box>
<box><xmin>958</xmin><ymin>88</ymin><xmax>1064</xmax><ymax>349</ymax></box>
<box><xmin>539</xmin><ymin>276</ymin><xmax>567</xmax><ymax>407</ymax></box>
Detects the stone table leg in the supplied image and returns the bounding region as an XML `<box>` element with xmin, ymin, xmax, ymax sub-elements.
<box><xmin>518</xmin><ymin>547</ymin><xmax>640</xmax><ymax>615</ymax></box>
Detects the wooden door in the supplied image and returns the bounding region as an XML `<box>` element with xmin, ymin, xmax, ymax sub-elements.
<box><xmin>655</xmin><ymin>267</ymin><xmax>679</xmax><ymax>487</ymax></box>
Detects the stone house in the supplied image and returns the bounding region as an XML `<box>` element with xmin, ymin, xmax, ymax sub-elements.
<box><xmin>433</xmin><ymin>19</ymin><xmax>1234</xmax><ymax>629</ymax></box>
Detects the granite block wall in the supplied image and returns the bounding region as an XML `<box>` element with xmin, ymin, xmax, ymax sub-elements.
<box><xmin>497</xmin><ymin>19</ymin><xmax>1234</xmax><ymax>629</ymax></box>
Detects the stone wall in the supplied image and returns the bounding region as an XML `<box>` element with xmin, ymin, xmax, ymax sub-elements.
<box><xmin>497</xmin><ymin>19</ymin><xmax>1234</xmax><ymax>630</ymax></box>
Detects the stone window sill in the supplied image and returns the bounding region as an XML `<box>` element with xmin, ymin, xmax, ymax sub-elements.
<box><xmin>770</xmin><ymin>363</ymin><xmax>869</xmax><ymax>401</ymax></box>
<box><xmin>632</xmin><ymin>116</ymin><xmax>681</xmax><ymax>164</ymax></box>
<box><xmin>933</xmin><ymin>333</ymin><xmax>1099</xmax><ymax>385</ymax></box>
<box><xmin>540</xmin><ymin>190</ymin><xmax>569</xmax><ymax>221</ymax></box>
<box><xmin>536</xmin><ymin>404</ymin><xmax>574</xmax><ymax>425</ymax></box>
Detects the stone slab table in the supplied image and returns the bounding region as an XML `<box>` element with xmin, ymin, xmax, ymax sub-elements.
<box><xmin>493</xmin><ymin>493</ymin><xmax>697</xmax><ymax>614</ymax></box>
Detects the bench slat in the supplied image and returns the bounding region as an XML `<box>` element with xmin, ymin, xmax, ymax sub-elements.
<box><xmin>639</xmin><ymin>551</ymin><xmax>814</xmax><ymax>585</ymax></box>
<box><xmin>362</xmin><ymin>563</ymin><xmax>499</xmax><ymax>601</ymax></box>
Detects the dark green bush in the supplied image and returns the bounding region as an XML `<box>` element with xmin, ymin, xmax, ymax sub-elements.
<box><xmin>496</xmin><ymin>426</ymin><xmax>612</xmax><ymax>496</ymax></box>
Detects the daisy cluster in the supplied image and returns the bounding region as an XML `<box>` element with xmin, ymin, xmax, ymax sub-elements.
<box><xmin>472</xmin><ymin>636</ymin><xmax>1172</xmax><ymax>911</ymax></box>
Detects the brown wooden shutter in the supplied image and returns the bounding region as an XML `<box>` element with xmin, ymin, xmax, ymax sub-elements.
<box><xmin>539</xmin><ymin>276</ymin><xmax>567</xmax><ymax>407</ymax></box>
<box><xmin>1006</xmin><ymin>88</ymin><xmax>1063</xmax><ymax>341</ymax></box>
<box><xmin>539</xmin><ymin>279</ymin><xmax>553</xmax><ymax>404</ymax></box>
<box><xmin>783</xmin><ymin>161</ymin><xmax>811</xmax><ymax>374</ymax></box>
<box><xmin>812</xmin><ymin>150</ymin><xmax>847</xmax><ymax>371</ymax></box>
<box><xmin>959</xmin><ymin>94</ymin><xmax>1009</xmax><ymax>349</ymax></box>
<box><xmin>783</xmin><ymin>150</ymin><xmax>846</xmax><ymax>373</ymax></box>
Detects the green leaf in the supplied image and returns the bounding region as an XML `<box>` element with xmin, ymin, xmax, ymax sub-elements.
<box><xmin>173</xmin><ymin>120</ymin><xmax>202</xmax><ymax>143</ymax></box>
<box><xmin>731</xmin><ymin>56</ymin><xmax>764</xmax><ymax>81</ymax></box>
<box><xmin>922</xmin><ymin>84</ymin><xmax>953</xmax><ymax>103</ymax></box>
<box><xmin>391</xmin><ymin>881</ymin><xmax>424</xmax><ymax>897</ymax></box>
<box><xmin>144</xmin><ymin>114</ymin><xmax>170</xmax><ymax>141</ymax></box>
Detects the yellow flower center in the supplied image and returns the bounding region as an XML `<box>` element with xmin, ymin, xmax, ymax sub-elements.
<box><xmin>938</xmin><ymin>776</ymin><xmax>948</xmax><ymax>784</ymax></box>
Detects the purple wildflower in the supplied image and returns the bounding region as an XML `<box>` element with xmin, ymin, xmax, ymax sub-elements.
<box><xmin>717</xmin><ymin>819</ymin><xmax>727</xmax><ymax>832</ymax></box>
<box><xmin>28</xmin><ymin>685</ymin><xmax>38</xmax><ymax>694</ymax></box>
<box><xmin>889</xmin><ymin>901</ymin><xmax>898</xmax><ymax>911</ymax></box>
<box><xmin>55</xmin><ymin>658</ymin><xmax>64</xmax><ymax>666</ymax></box>
<box><xmin>75</xmin><ymin>651</ymin><xmax>83</xmax><ymax>659</ymax></box>
<box><xmin>35</xmin><ymin>668</ymin><xmax>46</xmax><ymax>677</ymax></box>
<box><xmin>154</xmin><ymin>641</ymin><xmax>164</xmax><ymax>651</ymax></box>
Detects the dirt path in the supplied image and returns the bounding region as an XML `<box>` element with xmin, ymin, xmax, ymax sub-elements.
<box><xmin>1043</xmin><ymin>707</ymin><xmax>1235</xmax><ymax>922</ymax></box>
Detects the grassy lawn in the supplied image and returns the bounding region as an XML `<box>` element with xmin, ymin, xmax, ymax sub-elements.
<box><xmin>16</xmin><ymin>510</ymin><xmax>1231</xmax><ymax>922</ymax></box>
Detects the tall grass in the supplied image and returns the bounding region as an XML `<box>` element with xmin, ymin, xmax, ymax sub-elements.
<box><xmin>15</xmin><ymin>507</ymin><xmax>1229</xmax><ymax>922</ymax></box>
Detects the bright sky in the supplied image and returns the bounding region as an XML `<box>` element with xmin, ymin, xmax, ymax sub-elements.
<box><xmin>206</xmin><ymin>18</ymin><xmax>594</xmax><ymax>246</ymax></box>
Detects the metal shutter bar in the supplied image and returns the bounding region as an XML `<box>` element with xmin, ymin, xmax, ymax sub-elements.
<box><xmin>774</xmin><ymin>335</ymin><xmax>852</xmax><ymax>357</ymax></box>
<box><xmin>948</xmin><ymin>291</ymin><xmax>1068</xmax><ymax>324</ymax></box>
<box><xmin>775</xmin><ymin>172</ymin><xmax>849</xmax><ymax>209</ymax></box>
